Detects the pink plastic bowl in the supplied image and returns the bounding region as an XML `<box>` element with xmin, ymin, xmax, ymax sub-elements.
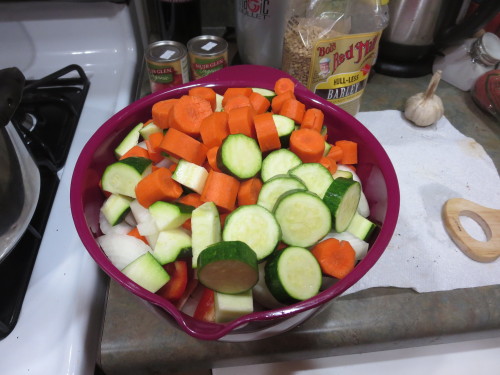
<box><xmin>70</xmin><ymin>65</ymin><xmax>399</xmax><ymax>341</ymax></box>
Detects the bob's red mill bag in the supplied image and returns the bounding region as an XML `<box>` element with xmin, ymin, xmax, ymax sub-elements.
<box><xmin>281</xmin><ymin>0</ymin><xmax>389</xmax><ymax>115</ymax></box>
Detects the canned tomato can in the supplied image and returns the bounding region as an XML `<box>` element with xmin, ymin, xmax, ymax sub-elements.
<box><xmin>187</xmin><ymin>35</ymin><xmax>228</xmax><ymax>80</ymax></box>
<box><xmin>145</xmin><ymin>40</ymin><xmax>189</xmax><ymax>93</ymax></box>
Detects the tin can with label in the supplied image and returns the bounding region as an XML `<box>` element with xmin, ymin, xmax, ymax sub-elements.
<box><xmin>145</xmin><ymin>40</ymin><xmax>189</xmax><ymax>93</ymax></box>
<box><xmin>187</xmin><ymin>35</ymin><xmax>228</xmax><ymax>80</ymax></box>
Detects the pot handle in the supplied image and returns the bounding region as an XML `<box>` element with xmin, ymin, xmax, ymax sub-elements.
<box><xmin>435</xmin><ymin>0</ymin><xmax>500</xmax><ymax>48</ymax></box>
<box><xmin>0</xmin><ymin>67</ymin><xmax>25</xmax><ymax>128</ymax></box>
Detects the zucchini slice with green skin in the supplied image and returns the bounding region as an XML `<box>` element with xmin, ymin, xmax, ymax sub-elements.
<box><xmin>139</xmin><ymin>122</ymin><xmax>162</xmax><ymax>140</ymax></box>
<box><xmin>252</xmin><ymin>87</ymin><xmax>276</xmax><ymax>101</ymax></box>
<box><xmin>257</xmin><ymin>174</ymin><xmax>306</xmax><ymax>212</ymax></box>
<box><xmin>197</xmin><ymin>241</ymin><xmax>258</xmax><ymax>294</ymax></box>
<box><xmin>148</xmin><ymin>201</ymin><xmax>194</xmax><ymax>231</ymax></box>
<box><xmin>152</xmin><ymin>228</ymin><xmax>192</xmax><ymax>264</ymax></box>
<box><xmin>273</xmin><ymin>190</ymin><xmax>332</xmax><ymax>247</ymax></box>
<box><xmin>100</xmin><ymin>193</ymin><xmax>133</xmax><ymax>226</ymax></box>
<box><xmin>214</xmin><ymin>289</ymin><xmax>254</xmax><ymax>323</ymax></box>
<box><xmin>101</xmin><ymin>157</ymin><xmax>152</xmax><ymax>198</ymax></box>
<box><xmin>122</xmin><ymin>252</ymin><xmax>170</xmax><ymax>293</ymax></box>
<box><xmin>323</xmin><ymin>177</ymin><xmax>361</xmax><ymax>233</ymax></box>
<box><xmin>217</xmin><ymin>134</ymin><xmax>262</xmax><ymax>179</ymax></box>
<box><xmin>347</xmin><ymin>212</ymin><xmax>377</xmax><ymax>241</ymax></box>
<box><xmin>114</xmin><ymin>122</ymin><xmax>143</xmax><ymax>159</ymax></box>
<box><xmin>265</xmin><ymin>246</ymin><xmax>322</xmax><ymax>304</ymax></box>
<box><xmin>289</xmin><ymin>162</ymin><xmax>333</xmax><ymax>199</ymax></box>
<box><xmin>261</xmin><ymin>148</ymin><xmax>302</xmax><ymax>182</ymax></box>
<box><xmin>191</xmin><ymin>201</ymin><xmax>221</xmax><ymax>268</ymax></box>
<box><xmin>222</xmin><ymin>204</ymin><xmax>281</xmax><ymax>261</ymax></box>
<box><xmin>272</xmin><ymin>114</ymin><xmax>295</xmax><ymax>148</ymax></box>
<box><xmin>172</xmin><ymin>159</ymin><xmax>209</xmax><ymax>194</ymax></box>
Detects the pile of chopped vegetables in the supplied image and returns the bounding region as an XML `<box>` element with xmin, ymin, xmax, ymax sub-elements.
<box><xmin>96</xmin><ymin>77</ymin><xmax>377</xmax><ymax>324</ymax></box>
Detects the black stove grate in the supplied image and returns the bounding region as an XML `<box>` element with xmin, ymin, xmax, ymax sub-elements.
<box><xmin>0</xmin><ymin>64</ymin><xmax>89</xmax><ymax>339</ymax></box>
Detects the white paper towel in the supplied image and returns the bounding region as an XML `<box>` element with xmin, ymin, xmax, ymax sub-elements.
<box><xmin>343</xmin><ymin>110</ymin><xmax>500</xmax><ymax>295</ymax></box>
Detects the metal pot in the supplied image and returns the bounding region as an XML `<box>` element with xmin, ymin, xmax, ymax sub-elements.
<box><xmin>0</xmin><ymin>67</ymin><xmax>40</xmax><ymax>263</ymax></box>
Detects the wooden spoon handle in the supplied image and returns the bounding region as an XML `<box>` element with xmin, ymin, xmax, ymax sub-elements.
<box><xmin>442</xmin><ymin>198</ymin><xmax>500</xmax><ymax>263</ymax></box>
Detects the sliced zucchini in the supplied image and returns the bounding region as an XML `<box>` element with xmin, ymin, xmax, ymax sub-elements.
<box><xmin>332</xmin><ymin>169</ymin><xmax>353</xmax><ymax>179</ymax></box>
<box><xmin>289</xmin><ymin>162</ymin><xmax>333</xmax><ymax>199</ymax></box>
<box><xmin>100</xmin><ymin>193</ymin><xmax>133</xmax><ymax>226</ymax></box>
<box><xmin>323</xmin><ymin>177</ymin><xmax>361</xmax><ymax>233</ymax></box>
<box><xmin>197</xmin><ymin>241</ymin><xmax>258</xmax><ymax>294</ymax></box>
<box><xmin>272</xmin><ymin>114</ymin><xmax>295</xmax><ymax>148</ymax></box>
<box><xmin>215</xmin><ymin>93</ymin><xmax>224</xmax><ymax>112</ymax></box>
<box><xmin>114</xmin><ymin>122</ymin><xmax>143</xmax><ymax>159</ymax></box>
<box><xmin>172</xmin><ymin>159</ymin><xmax>209</xmax><ymax>194</ymax></box>
<box><xmin>101</xmin><ymin>157</ymin><xmax>152</xmax><ymax>198</ymax></box>
<box><xmin>97</xmin><ymin>233</ymin><xmax>151</xmax><ymax>270</ymax></box>
<box><xmin>264</xmin><ymin>246</ymin><xmax>322</xmax><ymax>304</ymax></box>
<box><xmin>214</xmin><ymin>289</ymin><xmax>254</xmax><ymax>323</ymax></box>
<box><xmin>191</xmin><ymin>201</ymin><xmax>221</xmax><ymax>268</ymax></box>
<box><xmin>323</xmin><ymin>141</ymin><xmax>332</xmax><ymax>156</ymax></box>
<box><xmin>139</xmin><ymin>122</ymin><xmax>162</xmax><ymax>140</ymax></box>
<box><xmin>257</xmin><ymin>174</ymin><xmax>306</xmax><ymax>212</ymax></box>
<box><xmin>217</xmin><ymin>134</ymin><xmax>262</xmax><ymax>179</ymax></box>
<box><xmin>122</xmin><ymin>252</ymin><xmax>170</xmax><ymax>293</ymax></box>
<box><xmin>222</xmin><ymin>204</ymin><xmax>281</xmax><ymax>261</ymax></box>
<box><xmin>149</xmin><ymin>201</ymin><xmax>194</xmax><ymax>231</ymax></box>
<box><xmin>153</xmin><ymin>228</ymin><xmax>192</xmax><ymax>264</ymax></box>
<box><xmin>347</xmin><ymin>212</ymin><xmax>377</xmax><ymax>241</ymax></box>
<box><xmin>261</xmin><ymin>148</ymin><xmax>302</xmax><ymax>182</ymax></box>
<box><xmin>273</xmin><ymin>190</ymin><xmax>331</xmax><ymax>247</ymax></box>
<box><xmin>252</xmin><ymin>87</ymin><xmax>276</xmax><ymax>101</ymax></box>
<box><xmin>252</xmin><ymin>262</ymin><xmax>284</xmax><ymax>309</ymax></box>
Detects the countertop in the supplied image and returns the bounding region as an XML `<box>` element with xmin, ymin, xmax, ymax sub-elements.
<box><xmin>98</xmin><ymin>71</ymin><xmax>500</xmax><ymax>375</ymax></box>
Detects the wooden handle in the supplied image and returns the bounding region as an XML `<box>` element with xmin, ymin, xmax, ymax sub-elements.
<box><xmin>442</xmin><ymin>198</ymin><xmax>500</xmax><ymax>262</ymax></box>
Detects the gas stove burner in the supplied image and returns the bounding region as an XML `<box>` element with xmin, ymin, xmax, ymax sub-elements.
<box><xmin>0</xmin><ymin>64</ymin><xmax>90</xmax><ymax>340</ymax></box>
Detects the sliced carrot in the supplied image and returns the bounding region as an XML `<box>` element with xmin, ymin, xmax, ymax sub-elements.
<box><xmin>319</xmin><ymin>156</ymin><xmax>338</xmax><ymax>174</ymax></box>
<box><xmin>249</xmin><ymin>91</ymin><xmax>271</xmax><ymax>114</ymax></box>
<box><xmin>135</xmin><ymin>167</ymin><xmax>183</xmax><ymax>208</ymax></box>
<box><xmin>223</xmin><ymin>95</ymin><xmax>252</xmax><ymax>113</ymax></box>
<box><xmin>200</xmin><ymin>170</ymin><xmax>240</xmax><ymax>212</ymax></box>
<box><xmin>335</xmin><ymin>140</ymin><xmax>358</xmax><ymax>165</ymax></box>
<box><xmin>279</xmin><ymin>98</ymin><xmax>306</xmax><ymax>124</ymax></box>
<box><xmin>189</xmin><ymin>86</ymin><xmax>217</xmax><ymax>111</ymax></box>
<box><xmin>200</xmin><ymin>111</ymin><xmax>229</xmax><ymax>149</ymax></box>
<box><xmin>311</xmin><ymin>238</ymin><xmax>356</xmax><ymax>279</ymax></box>
<box><xmin>237</xmin><ymin>177</ymin><xmax>263</xmax><ymax>206</ymax></box>
<box><xmin>160</xmin><ymin>128</ymin><xmax>208</xmax><ymax>166</ymax></box>
<box><xmin>326</xmin><ymin>145</ymin><xmax>344</xmax><ymax>162</ymax></box>
<box><xmin>271</xmin><ymin>91</ymin><xmax>295</xmax><ymax>113</ymax></box>
<box><xmin>274</xmin><ymin>77</ymin><xmax>295</xmax><ymax>96</ymax></box>
<box><xmin>119</xmin><ymin>145</ymin><xmax>150</xmax><ymax>160</ymax></box>
<box><xmin>289</xmin><ymin>128</ymin><xmax>325</xmax><ymax>163</ymax></box>
<box><xmin>127</xmin><ymin>227</ymin><xmax>148</xmax><ymax>245</ymax></box>
<box><xmin>152</xmin><ymin>99</ymin><xmax>178</xmax><ymax>129</ymax></box>
<box><xmin>222</xmin><ymin>87</ymin><xmax>253</xmax><ymax>107</ymax></box>
<box><xmin>227</xmin><ymin>106</ymin><xmax>256</xmax><ymax>138</ymax></box>
<box><xmin>145</xmin><ymin>131</ymin><xmax>165</xmax><ymax>163</ymax></box>
<box><xmin>253</xmin><ymin>112</ymin><xmax>281</xmax><ymax>153</ymax></box>
<box><xmin>206</xmin><ymin>146</ymin><xmax>221</xmax><ymax>172</ymax></box>
<box><xmin>169</xmin><ymin>95</ymin><xmax>213</xmax><ymax>137</ymax></box>
<box><xmin>301</xmin><ymin>108</ymin><xmax>324</xmax><ymax>132</ymax></box>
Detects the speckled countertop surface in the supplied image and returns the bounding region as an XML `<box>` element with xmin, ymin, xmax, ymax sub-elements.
<box><xmin>98</xmin><ymin>71</ymin><xmax>500</xmax><ymax>375</ymax></box>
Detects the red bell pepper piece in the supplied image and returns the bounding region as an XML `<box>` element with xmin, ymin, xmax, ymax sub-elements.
<box><xmin>193</xmin><ymin>286</ymin><xmax>215</xmax><ymax>322</ymax></box>
<box><xmin>157</xmin><ymin>260</ymin><xmax>188</xmax><ymax>301</ymax></box>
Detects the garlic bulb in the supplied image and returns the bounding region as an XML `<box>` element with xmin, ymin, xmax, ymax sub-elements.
<box><xmin>404</xmin><ymin>70</ymin><xmax>444</xmax><ymax>127</ymax></box>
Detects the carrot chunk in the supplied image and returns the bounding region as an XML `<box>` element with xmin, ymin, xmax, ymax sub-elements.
<box><xmin>335</xmin><ymin>140</ymin><xmax>358</xmax><ymax>165</ymax></box>
<box><xmin>200</xmin><ymin>111</ymin><xmax>229</xmax><ymax>149</ymax></box>
<box><xmin>326</xmin><ymin>145</ymin><xmax>344</xmax><ymax>162</ymax></box>
<box><xmin>319</xmin><ymin>156</ymin><xmax>338</xmax><ymax>174</ymax></box>
<box><xmin>274</xmin><ymin>77</ymin><xmax>295</xmax><ymax>96</ymax></box>
<box><xmin>249</xmin><ymin>91</ymin><xmax>271</xmax><ymax>114</ymax></box>
<box><xmin>152</xmin><ymin>99</ymin><xmax>178</xmax><ymax>129</ymax></box>
<box><xmin>222</xmin><ymin>87</ymin><xmax>253</xmax><ymax>107</ymax></box>
<box><xmin>169</xmin><ymin>95</ymin><xmax>213</xmax><ymax>137</ymax></box>
<box><xmin>223</xmin><ymin>95</ymin><xmax>252</xmax><ymax>113</ymax></box>
<box><xmin>200</xmin><ymin>170</ymin><xmax>240</xmax><ymax>212</ymax></box>
<box><xmin>289</xmin><ymin>128</ymin><xmax>325</xmax><ymax>163</ymax></box>
<box><xmin>119</xmin><ymin>145</ymin><xmax>150</xmax><ymax>160</ymax></box>
<box><xmin>301</xmin><ymin>108</ymin><xmax>324</xmax><ymax>132</ymax></box>
<box><xmin>227</xmin><ymin>106</ymin><xmax>256</xmax><ymax>138</ymax></box>
<box><xmin>206</xmin><ymin>146</ymin><xmax>221</xmax><ymax>172</ymax></box>
<box><xmin>188</xmin><ymin>86</ymin><xmax>217</xmax><ymax>111</ymax></box>
<box><xmin>279</xmin><ymin>98</ymin><xmax>306</xmax><ymax>124</ymax></box>
<box><xmin>253</xmin><ymin>112</ymin><xmax>281</xmax><ymax>153</ymax></box>
<box><xmin>237</xmin><ymin>177</ymin><xmax>263</xmax><ymax>206</ymax></box>
<box><xmin>135</xmin><ymin>167</ymin><xmax>183</xmax><ymax>208</ymax></box>
<box><xmin>311</xmin><ymin>238</ymin><xmax>356</xmax><ymax>279</ymax></box>
<box><xmin>127</xmin><ymin>227</ymin><xmax>149</xmax><ymax>244</ymax></box>
<box><xmin>160</xmin><ymin>127</ymin><xmax>208</xmax><ymax>165</ymax></box>
<box><xmin>271</xmin><ymin>91</ymin><xmax>295</xmax><ymax>113</ymax></box>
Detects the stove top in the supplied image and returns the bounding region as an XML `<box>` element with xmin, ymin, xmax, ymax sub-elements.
<box><xmin>0</xmin><ymin>65</ymin><xmax>90</xmax><ymax>339</ymax></box>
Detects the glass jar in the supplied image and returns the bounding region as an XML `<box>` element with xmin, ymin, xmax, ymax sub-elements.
<box><xmin>433</xmin><ymin>32</ymin><xmax>500</xmax><ymax>91</ymax></box>
<box><xmin>471</xmin><ymin>69</ymin><xmax>500</xmax><ymax>120</ymax></box>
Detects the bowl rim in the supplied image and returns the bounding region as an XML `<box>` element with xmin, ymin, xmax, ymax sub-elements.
<box><xmin>70</xmin><ymin>65</ymin><xmax>400</xmax><ymax>340</ymax></box>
